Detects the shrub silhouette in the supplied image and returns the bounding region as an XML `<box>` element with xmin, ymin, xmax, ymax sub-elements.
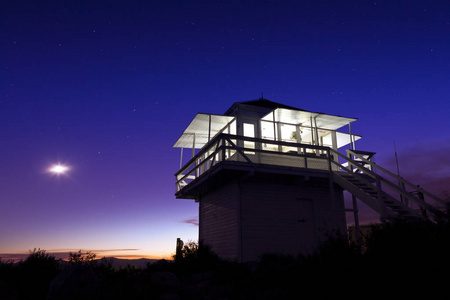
<box><xmin>18</xmin><ymin>248</ymin><xmax>61</xmax><ymax>299</ymax></box>
<box><xmin>173</xmin><ymin>240</ymin><xmax>220</xmax><ymax>271</ymax></box>
<box><xmin>363</xmin><ymin>220</ymin><xmax>450</xmax><ymax>274</ymax></box>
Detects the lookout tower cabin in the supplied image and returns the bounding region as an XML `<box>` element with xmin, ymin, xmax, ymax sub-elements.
<box><xmin>173</xmin><ymin>99</ymin><xmax>447</xmax><ymax>262</ymax></box>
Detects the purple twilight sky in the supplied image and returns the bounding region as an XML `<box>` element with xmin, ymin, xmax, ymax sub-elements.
<box><xmin>1</xmin><ymin>1</ymin><xmax>450</xmax><ymax>260</ymax></box>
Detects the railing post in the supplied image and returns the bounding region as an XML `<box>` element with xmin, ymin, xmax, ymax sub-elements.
<box><xmin>304</xmin><ymin>150</ymin><xmax>308</xmax><ymax>169</ymax></box>
<box><xmin>328</xmin><ymin>149</ymin><xmax>335</xmax><ymax>205</ymax></box>
<box><xmin>221</xmin><ymin>139</ymin><xmax>225</xmax><ymax>162</ymax></box>
<box><xmin>347</xmin><ymin>150</ymin><xmax>352</xmax><ymax>172</ymax></box>
<box><xmin>196</xmin><ymin>158</ymin><xmax>200</xmax><ymax>178</ymax></box>
<box><xmin>327</xmin><ymin>149</ymin><xmax>332</xmax><ymax>173</ymax></box>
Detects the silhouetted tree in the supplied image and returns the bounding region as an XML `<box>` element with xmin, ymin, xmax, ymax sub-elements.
<box><xmin>18</xmin><ymin>248</ymin><xmax>61</xmax><ymax>299</ymax></box>
<box><xmin>68</xmin><ymin>250</ymin><xmax>97</xmax><ymax>264</ymax></box>
<box><xmin>173</xmin><ymin>240</ymin><xmax>220</xmax><ymax>272</ymax></box>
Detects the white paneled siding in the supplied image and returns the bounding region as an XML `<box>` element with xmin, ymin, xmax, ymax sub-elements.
<box><xmin>199</xmin><ymin>174</ymin><xmax>346</xmax><ymax>262</ymax></box>
<box><xmin>199</xmin><ymin>181</ymin><xmax>240</xmax><ymax>261</ymax></box>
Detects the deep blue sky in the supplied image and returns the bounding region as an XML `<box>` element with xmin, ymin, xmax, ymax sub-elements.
<box><xmin>1</xmin><ymin>1</ymin><xmax>449</xmax><ymax>259</ymax></box>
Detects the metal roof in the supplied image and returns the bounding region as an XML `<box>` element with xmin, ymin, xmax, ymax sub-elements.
<box><xmin>261</xmin><ymin>108</ymin><xmax>357</xmax><ymax>130</ymax></box>
<box><xmin>172</xmin><ymin>113</ymin><xmax>235</xmax><ymax>148</ymax></box>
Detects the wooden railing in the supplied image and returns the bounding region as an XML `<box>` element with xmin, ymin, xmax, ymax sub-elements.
<box><xmin>175</xmin><ymin>133</ymin><xmax>336</xmax><ymax>192</ymax></box>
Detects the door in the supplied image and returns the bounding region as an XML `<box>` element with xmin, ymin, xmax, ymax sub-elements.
<box><xmin>295</xmin><ymin>198</ymin><xmax>316</xmax><ymax>255</ymax></box>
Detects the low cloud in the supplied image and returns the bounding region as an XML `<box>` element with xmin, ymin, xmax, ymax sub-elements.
<box><xmin>0</xmin><ymin>249</ymin><xmax>140</xmax><ymax>262</ymax></box>
<box><xmin>87</xmin><ymin>249</ymin><xmax>139</xmax><ymax>253</ymax></box>
<box><xmin>378</xmin><ymin>142</ymin><xmax>450</xmax><ymax>198</ymax></box>
<box><xmin>182</xmin><ymin>218</ymin><xmax>199</xmax><ymax>226</ymax></box>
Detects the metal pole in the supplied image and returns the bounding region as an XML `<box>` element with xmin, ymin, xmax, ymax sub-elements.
<box><xmin>394</xmin><ymin>141</ymin><xmax>400</xmax><ymax>177</ymax></box>
<box><xmin>394</xmin><ymin>141</ymin><xmax>405</xmax><ymax>205</ymax></box>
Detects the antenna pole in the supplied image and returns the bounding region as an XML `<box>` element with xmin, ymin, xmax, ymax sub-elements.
<box><xmin>394</xmin><ymin>141</ymin><xmax>406</xmax><ymax>205</ymax></box>
<box><xmin>394</xmin><ymin>141</ymin><xmax>400</xmax><ymax>177</ymax></box>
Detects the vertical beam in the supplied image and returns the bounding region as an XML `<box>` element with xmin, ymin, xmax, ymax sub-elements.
<box><xmin>208</xmin><ymin>114</ymin><xmax>211</xmax><ymax>143</ymax></box>
<box><xmin>296</xmin><ymin>125</ymin><xmax>302</xmax><ymax>154</ymax></box>
<box><xmin>192</xmin><ymin>134</ymin><xmax>196</xmax><ymax>158</ymax></box>
<box><xmin>180</xmin><ymin>147</ymin><xmax>183</xmax><ymax>169</ymax></box>
<box><xmin>227</xmin><ymin>123</ymin><xmax>231</xmax><ymax>158</ymax></box>
<box><xmin>277</xmin><ymin>122</ymin><xmax>282</xmax><ymax>152</ymax></box>
<box><xmin>331</xmin><ymin>130</ymin><xmax>338</xmax><ymax>169</ymax></box>
<box><xmin>349</xmin><ymin>122</ymin><xmax>355</xmax><ymax>151</ymax></box>
<box><xmin>314</xmin><ymin>117</ymin><xmax>319</xmax><ymax>145</ymax></box>
<box><xmin>331</xmin><ymin>130</ymin><xmax>338</xmax><ymax>151</ymax></box>
<box><xmin>352</xmin><ymin>195</ymin><xmax>362</xmax><ymax>254</ymax></box>
<box><xmin>237</xmin><ymin>180</ymin><xmax>243</xmax><ymax>263</ymax></box>
<box><xmin>272</xmin><ymin>111</ymin><xmax>277</xmax><ymax>141</ymax></box>
<box><xmin>314</xmin><ymin>116</ymin><xmax>319</xmax><ymax>155</ymax></box>
<box><xmin>327</xmin><ymin>149</ymin><xmax>335</xmax><ymax>203</ymax></box>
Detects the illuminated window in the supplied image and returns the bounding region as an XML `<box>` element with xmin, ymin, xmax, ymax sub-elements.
<box><xmin>243</xmin><ymin>123</ymin><xmax>255</xmax><ymax>150</ymax></box>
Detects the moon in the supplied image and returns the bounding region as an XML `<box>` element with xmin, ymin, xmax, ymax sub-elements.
<box><xmin>49</xmin><ymin>164</ymin><xmax>69</xmax><ymax>174</ymax></box>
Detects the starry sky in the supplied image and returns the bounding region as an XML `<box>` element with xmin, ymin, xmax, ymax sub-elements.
<box><xmin>1</xmin><ymin>1</ymin><xmax>450</xmax><ymax>260</ymax></box>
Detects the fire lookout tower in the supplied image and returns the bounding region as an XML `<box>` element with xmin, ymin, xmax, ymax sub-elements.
<box><xmin>173</xmin><ymin>99</ymin><xmax>446</xmax><ymax>262</ymax></box>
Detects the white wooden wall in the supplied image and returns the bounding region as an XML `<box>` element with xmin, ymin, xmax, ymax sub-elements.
<box><xmin>240</xmin><ymin>179</ymin><xmax>346</xmax><ymax>262</ymax></box>
<box><xmin>199</xmin><ymin>175</ymin><xmax>347</xmax><ymax>262</ymax></box>
<box><xmin>199</xmin><ymin>181</ymin><xmax>240</xmax><ymax>261</ymax></box>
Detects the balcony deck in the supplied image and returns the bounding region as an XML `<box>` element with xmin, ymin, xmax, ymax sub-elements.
<box><xmin>175</xmin><ymin>134</ymin><xmax>342</xmax><ymax>199</ymax></box>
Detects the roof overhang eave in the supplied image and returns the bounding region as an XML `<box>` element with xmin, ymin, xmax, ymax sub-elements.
<box><xmin>173</xmin><ymin>113</ymin><xmax>235</xmax><ymax>148</ymax></box>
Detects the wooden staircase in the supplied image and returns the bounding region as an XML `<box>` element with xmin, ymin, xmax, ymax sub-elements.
<box><xmin>330</xmin><ymin>149</ymin><xmax>447</xmax><ymax>223</ymax></box>
<box><xmin>334</xmin><ymin>172</ymin><xmax>426</xmax><ymax>222</ymax></box>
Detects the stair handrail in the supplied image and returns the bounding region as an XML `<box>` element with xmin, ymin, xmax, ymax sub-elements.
<box><xmin>330</xmin><ymin>159</ymin><xmax>394</xmax><ymax>217</ymax></box>
<box><xmin>330</xmin><ymin>148</ymin><xmax>442</xmax><ymax>218</ymax></box>
<box><xmin>347</xmin><ymin>150</ymin><xmax>447</xmax><ymax>206</ymax></box>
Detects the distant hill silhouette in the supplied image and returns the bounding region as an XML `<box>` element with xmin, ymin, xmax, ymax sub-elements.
<box><xmin>111</xmin><ymin>258</ymin><xmax>161</xmax><ymax>268</ymax></box>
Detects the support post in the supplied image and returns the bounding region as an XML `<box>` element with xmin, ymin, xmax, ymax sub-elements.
<box><xmin>349</xmin><ymin>122</ymin><xmax>355</xmax><ymax>151</ymax></box>
<box><xmin>328</xmin><ymin>149</ymin><xmax>335</xmax><ymax>204</ymax></box>
<box><xmin>180</xmin><ymin>147</ymin><xmax>183</xmax><ymax>169</ymax></box>
<box><xmin>277</xmin><ymin>122</ymin><xmax>282</xmax><ymax>152</ymax></box>
<box><xmin>192</xmin><ymin>134</ymin><xmax>196</xmax><ymax>158</ymax></box>
<box><xmin>331</xmin><ymin>130</ymin><xmax>338</xmax><ymax>170</ymax></box>
<box><xmin>296</xmin><ymin>125</ymin><xmax>302</xmax><ymax>154</ymax></box>
<box><xmin>314</xmin><ymin>116</ymin><xmax>319</xmax><ymax>154</ymax></box>
<box><xmin>352</xmin><ymin>195</ymin><xmax>362</xmax><ymax>254</ymax></box>
<box><xmin>272</xmin><ymin>111</ymin><xmax>277</xmax><ymax>141</ymax></box>
<box><xmin>208</xmin><ymin>114</ymin><xmax>211</xmax><ymax>142</ymax></box>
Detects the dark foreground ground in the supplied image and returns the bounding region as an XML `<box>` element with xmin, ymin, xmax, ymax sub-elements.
<box><xmin>1</xmin><ymin>220</ymin><xmax>450</xmax><ymax>299</ymax></box>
